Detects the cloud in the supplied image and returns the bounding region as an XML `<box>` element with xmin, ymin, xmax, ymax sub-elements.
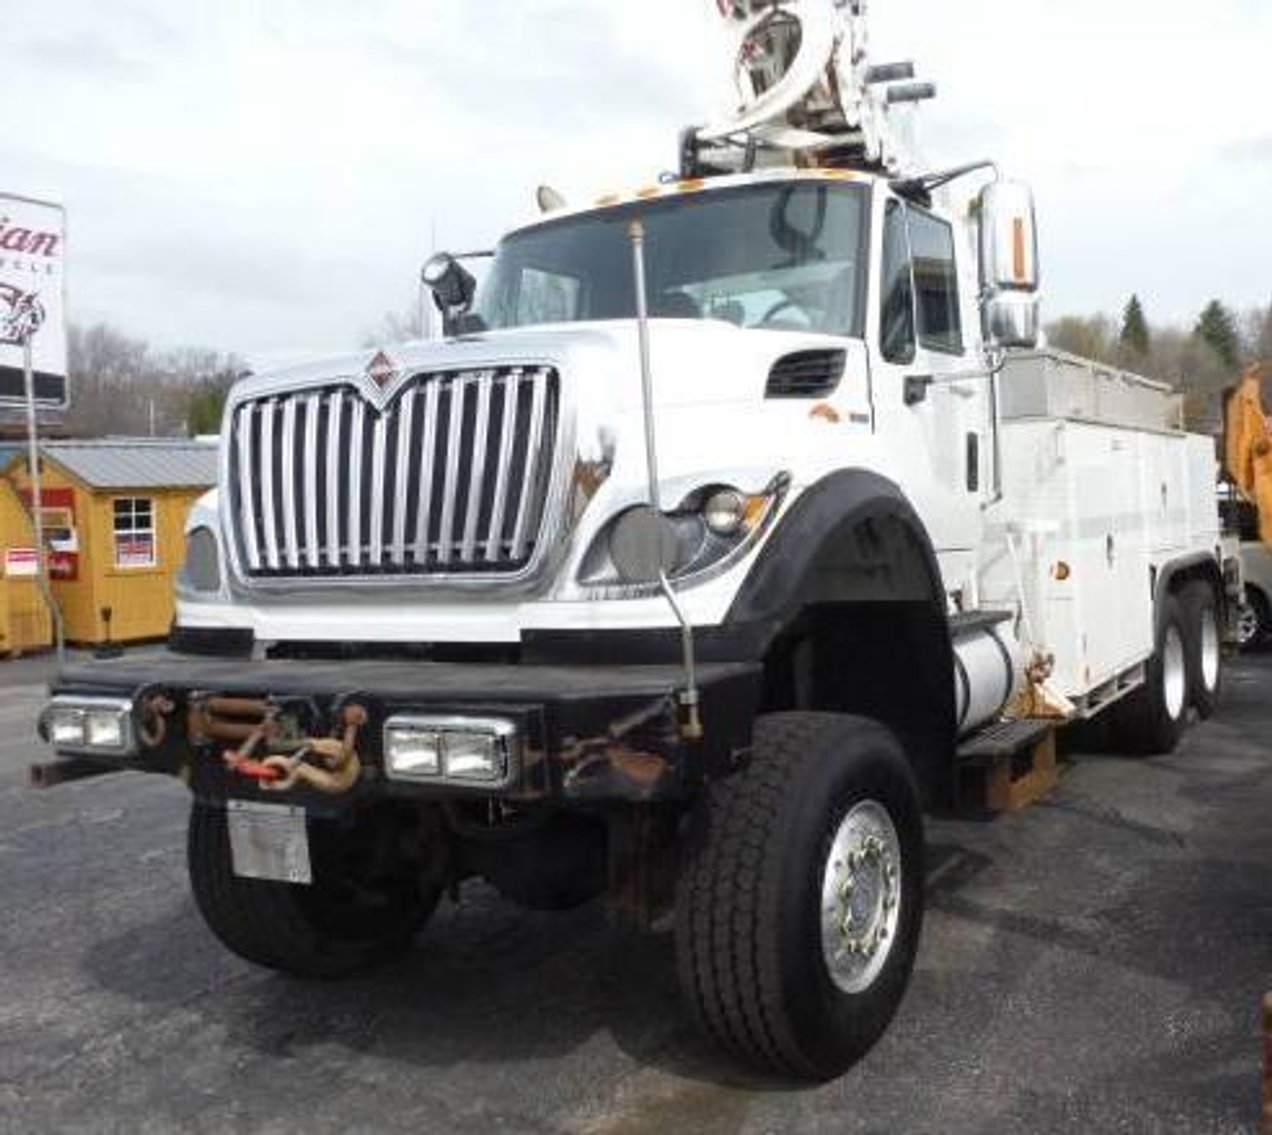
<box><xmin>1221</xmin><ymin>135</ymin><xmax>1272</xmax><ymax>166</ymax></box>
<box><xmin>0</xmin><ymin>0</ymin><xmax>1268</xmax><ymax>355</ymax></box>
<box><xmin>23</xmin><ymin>33</ymin><xmax>146</xmax><ymax>79</ymax></box>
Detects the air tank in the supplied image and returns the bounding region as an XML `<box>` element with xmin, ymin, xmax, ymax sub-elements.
<box><xmin>952</xmin><ymin>616</ymin><xmax>1025</xmax><ymax>735</ymax></box>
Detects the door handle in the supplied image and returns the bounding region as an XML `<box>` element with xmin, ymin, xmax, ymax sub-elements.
<box><xmin>903</xmin><ymin>375</ymin><xmax>932</xmax><ymax>406</ymax></box>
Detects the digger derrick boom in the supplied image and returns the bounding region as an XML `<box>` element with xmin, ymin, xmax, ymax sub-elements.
<box><xmin>689</xmin><ymin>0</ymin><xmax>935</xmax><ymax>178</ymax></box>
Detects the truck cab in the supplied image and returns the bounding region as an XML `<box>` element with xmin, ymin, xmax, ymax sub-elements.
<box><xmin>174</xmin><ymin>170</ymin><xmax>1002</xmax><ymax>656</ymax></box>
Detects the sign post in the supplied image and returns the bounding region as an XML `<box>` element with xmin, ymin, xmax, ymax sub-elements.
<box><xmin>23</xmin><ymin>331</ymin><xmax>63</xmax><ymax>660</ymax></box>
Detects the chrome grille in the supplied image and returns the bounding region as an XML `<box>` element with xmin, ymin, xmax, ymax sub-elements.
<box><xmin>228</xmin><ymin>366</ymin><xmax>560</xmax><ymax>580</ymax></box>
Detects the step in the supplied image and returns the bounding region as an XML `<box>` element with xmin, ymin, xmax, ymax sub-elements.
<box><xmin>955</xmin><ymin>718</ymin><xmax>1058</xmax><ymax>814</ymax></box>
<box><xmin>957</xmin><ymin>717</ymin><xmax>1053</xmax><ymax>762</ymax></box>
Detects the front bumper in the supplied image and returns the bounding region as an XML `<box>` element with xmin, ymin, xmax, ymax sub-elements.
<box><xmin>40</xmin><ymin>650</ymin><xmax>761</xmax><ymax>809</ymax></box>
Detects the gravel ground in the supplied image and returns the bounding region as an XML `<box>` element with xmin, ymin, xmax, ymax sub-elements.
<box><xmin>1</xmin><ymin>648</ymin><xmax>1268</xmax><ymax>1133</ymax></box>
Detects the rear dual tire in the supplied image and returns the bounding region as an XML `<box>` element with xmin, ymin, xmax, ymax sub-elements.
<box><xmin>1180</xmin><ymin>580</ymin><xmax>1222</xmax><ymax>719</ymax></box>
<box><xmin>1109</xmin><ymin>582</ymin><xmax>1222</xmax><ymax>754</ymax></box>
<box><xmin>1108</xmin><ymin>594</ymin><xmax>1188</xmax><ymax>755</ymax></box>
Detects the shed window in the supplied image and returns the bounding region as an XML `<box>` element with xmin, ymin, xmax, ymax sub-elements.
<box><xmin>40</xmin><ymin>507</ymin><xmax>75</xmax><ymax>546</ymax></box>
<box><xmin>113</xmin><ymin>497</ymin><xmax>156</xmax><ymax>568</ymax></box>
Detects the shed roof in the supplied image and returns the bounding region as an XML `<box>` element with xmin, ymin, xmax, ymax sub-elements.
<box><xmin>34</xmin><ymin>439</ymin><xmax>218</xmax><ymax>490</ymax></box>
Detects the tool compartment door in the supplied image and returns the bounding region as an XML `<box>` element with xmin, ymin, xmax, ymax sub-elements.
<box><xmin>1060</xmin><ymin>425</ymin><xmax>1154</xmax><ymax>690</ymax></box>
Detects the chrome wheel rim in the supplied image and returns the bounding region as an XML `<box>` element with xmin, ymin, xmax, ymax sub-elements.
<box><xmin>1237</xmin><ymin>603</ymin><xmax>1260</xmax><ymax>647</ymax></box>
<box><xmin>820</xmin><ymin>800</ymin><xmax>902</xmax><ymax>995</ymax></box>
<box><xmin>1200</xmin><ymin>608</ymin><xmax>1221</xmax><ymax>692</ymax></box>
<box><xmin>1162</xmin><ymin>625</ymin><xmax>1187</xmax><ymax>720</ymax></box>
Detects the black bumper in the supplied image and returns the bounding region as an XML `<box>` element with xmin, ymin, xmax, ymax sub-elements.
<box><xmin>46</xmin><ymin>650</ymin><xmax>762</xmax><ymax>808</ymax></box>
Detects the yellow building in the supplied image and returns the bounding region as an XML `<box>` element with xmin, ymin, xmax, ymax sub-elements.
<box><xmin>0</xmin><ymin>475</ymin><xmax>52</xmax><ymax>655</ymax></box>
<box><xmin>2</xmin><ymin>439</ymin><xmax>217</xmax><ymax>646</ymax></box>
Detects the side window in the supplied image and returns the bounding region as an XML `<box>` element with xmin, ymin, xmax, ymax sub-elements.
<box><xmin>879</xmin><ymin>200</ymin><xmax>915</xmax><ymax>364</ymax></box>
<box><xmin>907</xmin><ymin>208</ymin><xmax>964</xmax><ymax>354</ymax></box>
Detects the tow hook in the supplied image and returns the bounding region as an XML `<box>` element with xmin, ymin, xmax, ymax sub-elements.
<box><xmin>219</xmin><ymin>702</ymin><xmax>367</xmax><ymax>795</ymax></box>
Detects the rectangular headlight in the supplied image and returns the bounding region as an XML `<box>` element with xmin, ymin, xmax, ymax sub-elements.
<box><xmin>383</xmin><ymin>715</ymin><xmax>518</xmax><ymax>787</ymax></box>
<box><xmin>39</xmin><ymin>697</ymin><xmax>137</xmax><ymax>757</ymax></box>
<box><xmin>442</xmin><ymin>732</ymin><xmax>504</xmax><ymax>782</ymax></box>
<box><xmin>384</xmin><ymin>725</ymin><xmax>442</xmax><ymax>777</ymax></box>
<box><xmin>48</xmin><ymin>707</ymin><xmax>86</xmax><ymax>747</ymax></box>
<box><xmin>85</xmin><ymin>711</ymin><xmax>126</xmax><ymax>750</ymax></box>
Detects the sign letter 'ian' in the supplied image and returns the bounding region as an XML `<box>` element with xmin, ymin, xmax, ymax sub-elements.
<box><xmin>0</xmin><ymin>194</ymin><xmax>67</xmax><ymax>410</ymax></box>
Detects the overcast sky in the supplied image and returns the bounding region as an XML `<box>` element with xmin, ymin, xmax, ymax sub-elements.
<box><xmin>4</xmin><ymin>0</ymin><xmax>1270</xmax><ymax>365</ymax></box>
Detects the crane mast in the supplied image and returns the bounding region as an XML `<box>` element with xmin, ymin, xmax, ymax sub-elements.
<box><xmin>685</xmin><ymin>0</ymin><xmax>935</xmax><ymax>178</ymax></box>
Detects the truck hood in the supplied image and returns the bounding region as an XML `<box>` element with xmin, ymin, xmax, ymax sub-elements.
<box><xmin>237</xmin><ymin>320</ymin><xmax>865</xmax><ymax>413</ymax></box>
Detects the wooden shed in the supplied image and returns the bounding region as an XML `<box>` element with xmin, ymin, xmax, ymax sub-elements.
<box><xmin>0</xmin><ymin>475</ymin><xmax>52</xmax><ymax>655</ymax></box>
<box><xmin>2</xmin><ymin>439</ymin><xmax>217</xmax><ymax>646</ymax></box>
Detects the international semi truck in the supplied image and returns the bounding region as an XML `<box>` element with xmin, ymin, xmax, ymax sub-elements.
<box><xmin>35</xmin><ymin>0</ymin><xmax>1233</xmax><ymax>1080</ymax></box>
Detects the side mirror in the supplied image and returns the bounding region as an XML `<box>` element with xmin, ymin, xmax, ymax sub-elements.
<box><xmin>977</xmin><ymin>180</ymin><xmax>1040</xmax><ymax>349</ymax></box>
<box><xmin>421</xmin><ymin>252</ymin><xmax>478</xmax><ymax>336</ymax></box>
<box><xmin>983</xmin><ymin>291</ymin><xmax>1039</xmax><ymax>351</ymax></box>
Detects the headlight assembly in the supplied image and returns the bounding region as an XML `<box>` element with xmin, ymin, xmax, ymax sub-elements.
<box><xmin>579</xmin><ymin>474</ymin><xmax>788</xmax><ymax>594</ymax></box>
<box><xmin>177</xmin><ymin>526</ymin><xmax>223</xmax><ymax>595</ymax></box>
<box><xmin>38</xmin><ymin>697</ymin><xmax>138</xmax><ymax>758</ymax></box>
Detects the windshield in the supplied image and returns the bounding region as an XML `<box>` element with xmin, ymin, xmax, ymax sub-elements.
<box><xmin>475</xmin><ymin>181</ymin><xmax>868</xmax><ymax>337</ymax></box>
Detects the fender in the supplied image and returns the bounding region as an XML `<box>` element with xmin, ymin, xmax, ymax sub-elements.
<box><xmin>525</xmin><ymin>471</ymin><xmax>959</xmax><ymax>801</ymax></box>
<box><xmin>728</xmin><ymin>468</ymin><xmax>949</xmax><ymax>626</ymax></box>
<box><xmin>1154</xmin><ymin>550</ymin><xmax>1224</xmax><ymax>608</ymax></box>
<box><xmin>730</xmin><ymin>469</ymin><xmax>957</xmax><ymax>805</ymax></box>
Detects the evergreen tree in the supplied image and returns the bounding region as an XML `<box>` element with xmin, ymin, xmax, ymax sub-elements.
<box><xmin>186</xmin><ymin>381</ymin><xmax>231</xmax><ymax>436</ymax></box>
<box><xmin>1194</xmin><ymin>299</ymin><xmax>1241</xmax><ymax>370</ymax></box>
<box><xmin>1119</xmin><ymin>294</ymin><xmax>1150</xmax><ymax>356</ymax></box>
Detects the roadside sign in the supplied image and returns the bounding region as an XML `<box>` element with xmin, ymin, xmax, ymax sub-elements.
<box><xmin>4</xmin><ymin>547</ymin><xmax>38</xmax><ymax>577</ymax></box>
<box><xmin>0</xmin><ymin>194</ymin><xmax>67</xmax><ymax>410</ymax></box>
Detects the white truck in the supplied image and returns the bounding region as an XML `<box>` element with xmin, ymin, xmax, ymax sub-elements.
<box><xmin>36</xmin><ymin>0</ymin><xmax>1230</xmax><ymax>1080</ymax></box>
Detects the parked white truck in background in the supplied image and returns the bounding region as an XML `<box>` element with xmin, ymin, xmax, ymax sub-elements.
<box><xmin>36</xmin><ymin>0</ymin><xmax>1231</xmax><ymax>1079</ymax></box>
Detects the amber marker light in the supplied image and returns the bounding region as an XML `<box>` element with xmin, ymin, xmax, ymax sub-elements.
<box><xmin>1013</xmin><ymin>217</ymin><xmax>1028</xmax><ymax>283</ymax></box>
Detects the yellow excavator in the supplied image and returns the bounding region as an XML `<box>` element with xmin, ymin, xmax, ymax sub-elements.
<box><xmin>1225</xmin><ymin>363</ymin><xmax>1272</xmax><ymax>546</ymax></box>
<box><xmin>1224</xmin><ymin>363</ymin><xmax>1272</xmax><ymax>644</ymax></box>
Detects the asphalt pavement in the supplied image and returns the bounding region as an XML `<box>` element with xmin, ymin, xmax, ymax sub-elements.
<box><xmin>1</xmin><ymin>648</ymin><xmax>1269</xmax><ymax>1133</ymax></box>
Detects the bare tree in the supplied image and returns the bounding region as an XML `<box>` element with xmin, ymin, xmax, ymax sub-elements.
<box><xmin>1045</xmin><ymin>314</ymin><xmax>1118</xmax><ymax>364</ymax></box>
<box><xmin>1244</xmin><ymin>303</ymin><xmax>1272</xmax><ymax>364</ymax></box>
<box><xmin>361</xmin><ymin>302</ymin><xmax>427</xmax><ymax>348</ymax></box>
<box><xmin>63</xmin><ymin>322</ymin><xmax>245</xmax><ymax>438</ymax></box>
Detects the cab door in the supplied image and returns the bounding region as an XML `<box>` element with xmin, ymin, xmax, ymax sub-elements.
<box><xmin>871</xmin><ymin>194</ymin><xmax>990</xmax><ymax>565</ymax></box>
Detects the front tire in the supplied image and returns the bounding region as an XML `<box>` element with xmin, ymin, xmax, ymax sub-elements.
<box><xmin>675</xmin><ymin>713</ymin><xmax>924</xmax><ymax>1081</ymax></box>
<box><xmin>188</xmin><ymin>801</ymin><xmax>444</xmax><ymax>978</ymax></box>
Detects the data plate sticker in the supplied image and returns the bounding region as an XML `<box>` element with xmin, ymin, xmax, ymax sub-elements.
<box><xmin>227</xmin><ymin>800</ymin><xmax>312</xmax><ymax>884</ymax></box>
